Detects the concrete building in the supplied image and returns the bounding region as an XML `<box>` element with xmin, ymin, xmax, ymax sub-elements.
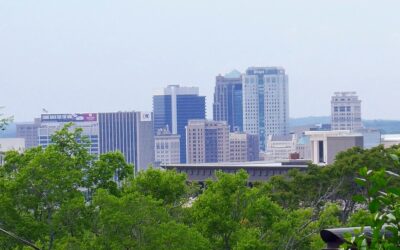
<box><xmin>0</xmin><ymin>138</ymin><xmax>25</xmax><ymax>165</ymax></box>
<box><xmin>186</xmin><ymin>120</ymin><xmax>229</xmax><ymax>164</ymax></box>
<box><xmin>213</xmin><ymin>70</ymin><xmax>243</xmax><ymax>132</ymax></box>
<box><xmin>98</xmin><ymin>111</ymin><xmax>155</xmax><ymax>173</ymax></box>
<box><xmin>381</xmin><ymin>134</ymin><xmax>400</xmax><ymax>148</ymax></box>
<box><xmin>229</xmin><ymin>132</ymin><xmax>259</xmax><ymax>162</ymax></box>
<box><xmin>153</xmin><ymin>85</ymin><xmax>206</xmax><ymax>163</ymax></box>
<box><xmin>265</xmin><ymin>134</ymin><xmax>297</xmax><ymax>161</ymax></box>
<box><xmin>161</xmin><ymin>160</ymin><xmax>309</xmax><ymax>183</ymax></box>
<box><xmin>154</xmin><ymin>127</ymin><xmax>180</xmax><ymax>165</ymax></box>
<box><xmin>242</xmin><ymin>67</ymin><xmax>289</xmax><ymax>151</ymax></box>
<box><xmin>39</xmin><ymin>113</ymin><xmax>99</xmax><ymax>155</ymax></box>
<box><xmin>305</xmin><ymin>130</ymin><xmax>363</xmax><ymax>165</ymax></box>
<box><xmin>331</xmin><ymin>92</ymin><xmax>362</xmax><ymax>131</ymax></box>
<box><xmin>354</xmin><ymin>128</ymin><xmax>381</xmax><ymax>149</ymax></box>
<box><xmin>296</xmin><ymin>135</ymin><xmax>311</xmax><ymax>160</ymax></box>
<box><xmin>16</xmin><ymin>118</ymin><xmax>41</xmax><ymax>149</ymax></box>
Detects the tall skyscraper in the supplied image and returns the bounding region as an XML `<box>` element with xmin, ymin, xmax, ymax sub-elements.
<box><xmin>331</xmin><ymin>92</ymin><xmax>362</xmax><ymax>131</ymax></box>
<box><xmin>98</xmin><ymin>111</ymin><xmax>154</xmax><ymax>173</ymax></box>
<box><xmin>16</xmin><ymin>118</ymin><xmax>41</xmax><ymax>149</ymax></box>
<box><xmin>153</xmin><ymin>85</ymin><xmax>206</xmax><ymax>163</ymax></box>
<box><xmin>242</xmin><ymin>67</ymin><xmax>289</xmax><ymax>151</ymax></box>
<box><xmin>186</xmin><ymin>120</ymin><xmax>229</xmax><ymax>164</ymax></box>
<box><xmin>213</xmin><ymin>70</ymin><xmax>243</xmax><ymax>132</ymax></box>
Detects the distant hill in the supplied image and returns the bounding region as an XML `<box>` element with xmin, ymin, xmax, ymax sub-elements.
<box><xmin>290</xmin><ymin>116</ymin><xmax>400</xmax><ymax>134</ymax></box>
<box><xmin>0</xmin><ymin>123</ymin><xmax>17</xmax><ymax>138</ymax></box>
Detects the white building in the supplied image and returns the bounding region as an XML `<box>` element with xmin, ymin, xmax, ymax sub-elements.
<box><xmin>265</xmin><ymin>134</ymin><xmax>297</xmax><ymax>161</ymax></box>
<box><xmin>331</xmin><ymin>92</ymin><xmax>362</xmax><ymax>131</ymax></box>
<box><xmin>305</xmin><ymin>130</ymin><xmax>363</xmax><ymax>165</ymax></box>
<box><xmin>242</xmin><ymin>67</ymin><xmax>289</xmax><ymax>151</ymax></box>
<box><xmin>154</xmin><ymin>128</ymin><xmax>180</xmax><ymax>165</ymax></box>
<box><xmin>381</xmin><ymin>134</ymin><xmax>400</xmax><ymax>148</ymax></box>
<box><xmin>0</xmin><ymin>138</ymin><xmax>25</xmax><ymax>165</ymax></box>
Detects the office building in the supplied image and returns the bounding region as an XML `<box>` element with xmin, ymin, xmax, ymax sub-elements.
<box><xmin>213</xmin><ymin>70</ymin><xmax>243</xmax><ymax>132</ymax></box>
<box><xmin>331</xmin><ymin>92</ymin><xmax>362</xmax><ymax>130</ymax></box>
<box><xmin>154</xmin><ymin>127</ymin><xmax>180</xmax><ymax>165</ymax></box>
<box><xmin>153</xmin><ymin>85</ymin><xmax>206</xmax><ymax>163</ymax></box>
<box><xmin>98</xmin><ymin>111</ymin><xmax>154</xmax><ymax>173</ymax></box>
<box><xmin>229</xmin><ymin>132</ymin><xmax>259</xmax><ymax>162</ymax></box>
<box><xmin>186</xmin><ymin>120</ymin><xmax>229</xmax><ymax>164</ymax></box>
<box><xmin>39</xmin><ymin>113</ymin><xmax>99</xmax><ymax>155</ymax></box>
<box><xmin>16</xmin><ymin>118</ymin><xmax>41</xmax><ymax>149</ymax></box>
<box><xmin>242</xmin><ymin>67</ymin><xmax>289</xmax><ymax>151</ymax></box>
<box><xmin>265</xmin><ymin>134</ymin><xmax>297</xmax><ymax>161</ymax></box>
<box><xmin>305</xmin><ymin>130</ymin><xmax>363</xmax><ymax>165</ymax></box>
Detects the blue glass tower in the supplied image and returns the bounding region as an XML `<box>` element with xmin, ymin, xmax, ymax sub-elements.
<box><xmin>153</xmin><ymin>85</ymin><xmax>206</xmax><ymax>163</ymax></box>
<box><xmin>213</xmin><ymin>70</ymin><xmax>243</xmax><ymax>132</ymax></box>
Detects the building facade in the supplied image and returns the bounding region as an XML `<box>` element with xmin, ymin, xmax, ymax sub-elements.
<box><xmin>242</xmin><ymin>67</ymin><xmax>289</xmax><ymax>151</ymax></box>
<box><xmin>98</xmin><ymin>111</ymin><xmax>154</xmax><ymax>173</ymax></box>
<box><xmin>186</xmin><ymin>120</ymin><xmax>229</xmax><ymax>164</ymax></box>
<box><xmin>213</xmin><ymin>70</ymin><xmax>243</xmax><ymax>132</ymax></box>
<box><xmin>39</xmin><ymin>113</ymin><xmax>99</xmax><ymax>155</ymax></box>
<box><xmin>229</xmin><ymin>132</ymin><xmax>259</xmax><ymax>162</ymax></box>
<box><xmin>265</xmin><ymin>134</ymin><xmax>297</xmax><ymax>161</ymax></box>
<box><xmin>331</xmin><ymin>92</ymin><xmax>362</xmax><ymax>130</ymax></box>
<box><xmin>153</xmin><ymin>85</ymin><xmax>206</xmax><ymax>163</ymax></box>
<box><xmin>305</xmin><ymin>130</ymin><xmax>363</xmax><ymax>165</ymax></box>
<box><xmin>154</xmin><ymin>127</ymin><xmax>180</xmax><ymax>165</ymax></box>
<box><xmin>16</xmin><ymin>118</ymin><xmax>41</xmax><ymax>149</ymax></box>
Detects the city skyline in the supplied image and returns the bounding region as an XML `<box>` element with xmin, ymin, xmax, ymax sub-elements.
<box><xmin>2</xmin><ymin>1</ymin><xmax>400</xmax><ymax>121</ymax></box>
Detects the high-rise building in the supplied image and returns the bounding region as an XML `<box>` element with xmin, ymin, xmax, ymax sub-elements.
<box><xmin>229</xmin><ymin>132</ymin><xmax>259</xmax><ymax>162</ymax></box>
<box><xmin>242</xmin><ymin>67</ymin><xmax>289</xmax><ymax>151</ymax></box>
<box><xmin>213</xmin><ymin>70</ymin><xmax>243</xmax><ymax>132</ymax></box>
<box><xmin>186</xmin><ymin>120</ymin><xmax>229</xmax><ymax>164</ymax></box>
<box><xmin>16</xmin><ymin>118</ymin><xmax>41</xmax><ymax>149</ymax></box>
<box><xmin>154</xmin><ymin>127</ymin><xmax>180</xmax><ymax>165</ymax></box>
<box><xmin>153</xmin><ymin>85</ymin><xmax>206</xmax><ymax>163</ymax></box>
<box><xmin>38</xmin><ymin>113</ymin><xmax>99</xmax><ymax>155</ymax></box>
<box><xmin>98</xmin><ymin>111</ymin><xmax>154</xmax><ymax>173</ymax></box>
<box><xmin>331</xmin><ymin>92</ymin><xmax>362</xmax><ymax>131</ymax></box>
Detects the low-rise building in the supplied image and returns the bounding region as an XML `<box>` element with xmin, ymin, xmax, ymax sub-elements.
<box><xmin>0</xmin><ymin>138</ymin><xmax>25</xmax><ymax>165</ymax></box>
<box><xmin>265</xmin><ymin>134</ymin><xmax>297</xmax><ymax>161</ymax></box>
<box><xmin>381</xmin><ymin>134</ymin><xmax>400</xmax><ymax>148</ymax></box>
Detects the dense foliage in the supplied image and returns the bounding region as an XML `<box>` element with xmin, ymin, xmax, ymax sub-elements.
<box><xmin>0</xmin><ymin>125</ymin><xmax>399</xmax><ymax>249</ymax></box>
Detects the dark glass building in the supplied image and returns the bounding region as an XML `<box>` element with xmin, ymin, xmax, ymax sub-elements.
<box><xmin>213</xmin><ymin>70</ymin><xmax>243</xmax><ymax>132</ymax></box>
<box><xmin>153</xmin><ymin>85</ymin><xmax>206</xmax><ymax>163</ymax></box>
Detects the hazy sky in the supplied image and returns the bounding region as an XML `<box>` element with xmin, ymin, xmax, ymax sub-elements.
<box><xmin>1</xmin><ymin>0</ymin><xmax>400</xmax><ymax>122</ymax></box>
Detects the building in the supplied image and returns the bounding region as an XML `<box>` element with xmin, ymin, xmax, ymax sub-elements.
<box><xmin>186</xmin><ymin>120</ymin><xmax>229</xmax><ymax>164</ymax></box>
<box><xmin>296</xmin><ymin>135</ymin><xmax>311</xmax><ymax>160</ymax></box>
<box><xmin>39</xmin><ymin>113</ymin><xmax>99</xmax><ymax>155</ymax></box>
<box><xmin>16</xmin><ymin>118</ymin><xmax>41</xmax><ymax>149</ymax></box>
<box><xmin>153</xmin><ymin>85</ymin><xmax>206</xmax><ymax>163</ymax></box>
<box><xmin>381</xmin><ymin>134</ymin><xmax>400</xmax><ymax>148</ymax></box>
<box><xmin>154</xmin><ymin>127</ymin><xmax>180</xmax><ymax>165</ymax></box>
<box><xmin>354</xmin><ymin>128</ymin><xmax>381</xmax><ymax>149</ymax></box>
<box><xmin>265</xmin><ymin>134</ymin><xmax>297</xmax><ymax>161</ymax></box>
<box><xmin>0</xmin><ymin>138</ymin><xmax>25</xmax><ymax>165</ymax></box>
<box><xmin>98</xmin><ymin>111</ymin><xmax>155</xmax><ymax>173</ymax></box>
<box><xmin>213</xmin><ymin>70</ymin><xmax>243</xmax><ymax>132</ymax></box>
<box><xmin>305</xmin><ymin>130</ymin><xmax>363</xmax><ymax>165</ymax></box>
<box><xmin>242</xmin><ymin>67</ymin><xmax>289</xmax><ymax>151</ymax></box>
<box><xmin>161</xmin><ymin>160</ymin><xmax>309</xmax><ymax>183</ymax></box>
<box><xmin>229</xmin><ymin>132</ymin><xmax>259</xmax><ymax>162</ymax></box>
<box><xmin>331</xmin><ymin>92</ymin><xmax>362</xmax><ymax>131</ymax></box>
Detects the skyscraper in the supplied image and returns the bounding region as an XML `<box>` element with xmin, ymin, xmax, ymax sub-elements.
<box><xmin>331</xmin><ymin>92</ymin><xmax>362</xmax><ymax>131</ymax></box>
<box><xmin>242</xmin><ymin>67</ymin><xmax>289</xmax><ymax>151</ymax></box>
<box><xmin>186</xmin><ymin>120</ymin><xmax>229</xmax><ymax>164</ymax></box>
<box><xmin>98</xmin><ymin>111</ymin><xmax>154</xmax><ymax>173</ymax></box>
<box><xmin>16</xmin><ymin>118</ymin><xmax>41</xmax><ymax>149</ymax></box>
<box><xmin>229</xmin><ymin>132</ymin><xmax>259</xmax><ymax>162</ymax></box>
<box><xmin>153</xmin><ymin>85</ymin><xmax>206</xmax><ymax>163</ymax></box>
<box><xmin>213</xmin><ymin>70</ymin><xmax>243</xmax><ymax>132</ymax></box>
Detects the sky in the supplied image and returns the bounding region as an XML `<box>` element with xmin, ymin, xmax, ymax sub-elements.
<box><xmin>1</xmin><ymin>0</ymin><xmax>400</xmax><ymax>122</ymax></box>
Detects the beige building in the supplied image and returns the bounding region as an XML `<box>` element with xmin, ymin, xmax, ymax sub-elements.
<box><xmin>186</xmin><ymin>120</ymin><xmax>229</xmax><ymax>163</ymax></box>
<box><xmin>305</xmin><ymin>130</ymin><xmax>363</xmax><ymax>165</ymax></box>
<box><xmin>331</xmin><ymin>92</ymin><xmax>362</xmax><ymax>131</ymax></box>
<box><xmin>265</xmin><ymin>134</ymin><xmax>297</xmax><ymax>161</ymax></box>
<box><xmin>229</xmin><ymin>132</ymin><xmax>259</xmax><ymax>162</ymax></box>
<box><xmin>154</xmin><ymin>128</ymin><xmax>180</xmax><ymax>165</ymax></box>
<box><xmin>0</xmin><ymin>138</ymin><xmax>25</xmax><ymax>165</ymax></box>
